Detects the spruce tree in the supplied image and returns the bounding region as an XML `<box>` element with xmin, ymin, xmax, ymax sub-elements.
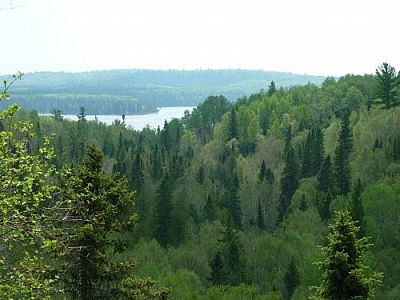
<box><xmin>311</xmin><ymin>211</ymin><xmax>383</xmax><ymax>300</ymax></box>
<box><xmin>351</xmin><ymin>178</ymin><xmax>366</xmax><ymax>238</ymax></box>
<box><xmin>279</xmin><ymin>147</ymin><xmax>299</xmax><ymax>223</ymax></box>
<box><xmin>256</xmin><ymin>201</ymin><xmax>266</xmax><ymax>230</ymax></box>
<box><xmin>334</xmin><ymin>114</ymin><xmax>353</xmax><ymax>196</ymax></box>
<box><xmin>50</xmin><ymin>145</ymin><xmax>141</xmax><ymax>299</ymax></box>
<box><xmin>154</xmin><ymin>173</ymin><xmax>174</xmax><ymax>247</ymax></box>
<box><xmin>284</xmin><ymin>259</ymin><xmax>300</xmax><ymax>300</ymax></box>
<box><xmin>208</xmin><ymin>251</ymin><xmax>226</xmax><ymax>286</ymax></box>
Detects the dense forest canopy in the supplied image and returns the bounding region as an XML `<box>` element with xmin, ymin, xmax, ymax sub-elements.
<box><xmin>1</xmin><ymin>62</ymin><xmax>400</xmax><ymax>299</ymax></box>
<box><xmin>0</xmin><ymin>69</ymin><xmax>326</xmax><ymax>115</ymax></box>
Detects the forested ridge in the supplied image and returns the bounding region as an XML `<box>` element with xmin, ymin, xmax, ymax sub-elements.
<box><xmin>0</xmin><ymin>69</ymin><xmax>325</xmax><ymax>115</ymax></box>
<box><xmin>1</xmin><ymin>63</ymin><xmax>400</xmax><ymax>299</ymax></box>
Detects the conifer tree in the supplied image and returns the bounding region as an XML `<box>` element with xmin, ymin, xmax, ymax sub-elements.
<box><xmin>279</xmin><ymin>147</ymin><xmax>299</xmax><ymax>223</ymax></box>
<box><xmin>268</xmin><ymin>80</ymin><xmax>276</xmax><ymax>96</ymax></box>
<box><xmin>208</xmin><ymin>251</ymin><xmax>226</xmax><ymax>286</ymax></box>
<box><xmin>204</xmin><ymin>194</ymin><xmax>217</xmax><ymax>222</ymax></box>
<box><xmin>284</xmin><ymin>259</ymin><xmax>300</xmax><ymax>300</ymax></box>
<box><xmin>311</xmin><ymin>211</ymin><xmax>382</xmax><ymax>300</ymax></box>
<box><xmin>375</xmin><ymin>62</ymin><xmax>398</xmax><ymax>110</ymax></box>
<box><xmin>334</xmin><ymin>114</ymin><xmax>353</xmax><ymax>196</ymax></box>
<box><xmin>227</xmin><ymin>171</ymin><xmax>242</xmax><ymax>229</ymax></box>
<box><xmin>351</xmin><ymin>178</ymin><xmax>365</xmax><ymax>238</ymax></box>
<box><xmin>221</xmin><ymin>216</ymin><xmax>244</xmax><ymax>286</ymax></box>
<box><xmin>154</xmin><ymin>173</ymin><xmax>174</xmax><ymax>247</ymax></box>
<box><xmin>256</xmin><ymin>201</ymin><xmax>266</xmax><ymax>230</ymax></box>
<box><xmin>49</xmin><ymin>145</ymin><xmax>142</xmax><ymax>299</ymax></box>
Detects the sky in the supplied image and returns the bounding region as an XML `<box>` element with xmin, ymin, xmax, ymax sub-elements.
<box><xmin>1</xmin><ymin>0</ymin><xmax>399</xmax><ymax>77</ymax></box>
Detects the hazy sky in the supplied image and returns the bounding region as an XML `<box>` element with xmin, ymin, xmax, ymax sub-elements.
<box><xmin>1</xmin><ymin>0</ymin><xmax>399</xmax><ymax>76</ymax></box>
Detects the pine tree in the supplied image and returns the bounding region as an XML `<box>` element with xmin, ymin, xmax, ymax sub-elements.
<box><xmin>279</xmin><ymin>147</ymin><xmax>299</xmax><ymax>223</ymax></box>
<box><xmin>334</xmin><ymin>114</ymin><xmax>353</xmax><ymax>196</ymax></box>
<box><xmin>284</xmin><ymin>259</ymin><xmax>300</xmax><ymax>300</ymax></box>
<box><xmin>351</xmin><ymin>178</ymin><xmax>365</xmax><ymax>238</ymax></box>
<box><xmin>227</xmin><ymin>172</ymin><xmax>242</xmax><ymax>229</ymax></box>
<box><xmin>208</xmin><ymin>251</ymin><xmax>226</xmax><ymax>286</ymax></box>
<box><xmin>374</xmin><ymin>62</ymin><xmax>398</xmax><ymax>110</ymax></box>
<box><xmin>154</xmin><ymin>173</ymin><xmax>174</xmax><ymax>248</ymax></box>
<box><xmin>268</xmin><ymin>80</ymin><xmax>276</xmax><ymax>96</ymax></box>
<box><xmin>204</xmin><ymin>194</ymin><xmax>217</xmax><ymax>222</ymax></box>
<box><xmin>256</xmin><ymin>201</ymin><xmax>266</xmax><ymax>230</ymax></box>
<box><xmin>221</xmin><ymin>216</ymin><xmax>244</xmax><ymax>286</ymax></box>
<box><xmin>50</xmin><ymin>145</ymin><xmax>140</xmax><ymax>299</ymax></box>
<box><xmin>311</xmin><ymin>211</ymin><xmax>383</xmax><ymax>300</ymax></box>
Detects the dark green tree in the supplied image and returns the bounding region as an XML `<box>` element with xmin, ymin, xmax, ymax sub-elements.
<box><xmin>256</xmin><ymin>201</ymin><xmax>266</xmax><ymax>230</ymax></box>
<box><xmin>229</xmin><ymin>107</ymin><xmax>238</xmax><ymax>140</ymax></box>
<box><xmin>204</xmin><ymin>194</ymin><xmax>217</xmax><ymax>222</ymax></box>
<box><xmin>227</xmin><ymin>171</ymin><xmax>242</xmax><ymax>229</ymax></box>
<box><xmin>221</xmin><ymin>216</ymin><xmax>244</xmax><ymax>286</ymax></box>
<box><xmin>154</xmin><ymin>173</ymin><xmax>174</xmax><ymax>248</ymax></box>
<box><xmin>50</xmin><ymin>145</ymin><xmax>140</xmax><ymax>299</ymax></box>
<box><xmin>268</xmin><ymin>80</ymin><xmax>276</xmax><ymax>96</ymax></box>
<box><xmin>208</xmin><ymin>251</ymin><xmax>226</xmax><ymax>286</ymax></box>
<box><xmin>334</xmin><ymin>114</ymin><xmax>353</xmax><ymax>196</ymax></box>
<box><xmin>284</xmin><ymin>259</ymin><xmax>300</xmax><ymax>300</ymax></box>
<box><xmin>351</xmin><ymin>178</ymin><xmax>365</xmax><ymax>239</ymax></box>
<box><xmin>316</xmin><ymin>155</ymin><xmax>335</xmax><ymax>193</ymax></box>
<box><xmin>311</xmin><ymin>211</ymin><xmax>383</xmax><ymax>300</ymax></box>
<box><xmin>279</xmin><ymin>147</ymin><xmax>299</xmax><ymax>223</ymax></box>
<box><xmin>374</xmin><ymin>62</ymin><xmax>398</xmax><ymax>109</ymax></box>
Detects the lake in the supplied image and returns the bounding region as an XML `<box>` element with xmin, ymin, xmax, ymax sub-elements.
<box><xmin>64</xmin><ymin>106</ymin><xmax>196</xmax><ymax>130</ymax></box>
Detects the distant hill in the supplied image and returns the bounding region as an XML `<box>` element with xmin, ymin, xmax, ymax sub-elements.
<box><xmin>2</xmin><ymin>69</ymin><xmax>327</xmax><ymax>114</ymax></box>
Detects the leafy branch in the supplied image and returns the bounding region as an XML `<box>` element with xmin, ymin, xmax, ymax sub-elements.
<box><xmin>1</xmin><ymin>71</ymin><xmax>24</xmax><ymax>101</ymax></box>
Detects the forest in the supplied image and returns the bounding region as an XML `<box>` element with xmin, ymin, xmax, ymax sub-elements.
<box><xmin>0</xmin><ymin>69</ymin><xmax>325</xmax><ymax>114</ymax></box>
<box><xmin>0</xmin><ymin>62</ymin><xmax>400</xmax><ymax>299</ymax></box>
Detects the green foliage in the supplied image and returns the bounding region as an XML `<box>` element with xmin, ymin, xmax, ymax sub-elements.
<box><xmin>334</xmin><ymin>114</ymin><xmax>353</xmax><ymax>196</ymax></box>
<box><xmin>374</xmin><ymin>62</ymin><xmax>398</xmax><ymax>110</ymax></box>
<box><xmin>0</xmin><ymin>98</ymin><xmax>60</xmax><ymax>297</ymax></box>
<box><xmin>48</xmin><ymin>145</ymin><xmax>145</xmax><ymax>299</ymax></box>
<box><xmin>310</xmin><ymin>211</ymin><xmax>383</xmax><ymax>300</ymax></box>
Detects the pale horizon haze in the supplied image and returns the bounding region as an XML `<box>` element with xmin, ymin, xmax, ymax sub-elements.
<box><xmin>1</xmin><ymin>0</ymin><xmax>399</xmax><ymax>77</ymax></box>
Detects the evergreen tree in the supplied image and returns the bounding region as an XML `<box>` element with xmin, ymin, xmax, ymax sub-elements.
<box><xmin>229</xmin><ymin>107</ymin><xmax>238</xmax><ymax>140</ymax></box>
<box><xmin>204</xmin><ymin>194</ymin><xmax>217</xmax><ymax>222</ymax></box>
<box><xmin>265</xmin><ymin>166</ymin><xmax>275</xmax><ymax>185</ymax></box>
<box><xmin>316</xmin><ymin>155</ymin><xmax>335</xmax><ymax>193</ymax></box>
<box><xmin>268</xmin><ymin>80</ymin><xmax>276</xmax><ymax>96</ymax></box>
<box><xmin>351</xmin><ymin>178</ymin><xmax>365</xmax><ymax>239</ymax></box>
<box><xmin>284</xmin><ymin>259</ymin><xmax>300</xmax><ymax>300</ymax></box>
<box><xmin>221</xmin><ymin>216</ymin><xmax>244</xmax><ymax>286</ymax></box>
<box><xmin>154</xmin><ymin>173</ymin><xmax>174</xmax><ymax>248</ymax></box>
<box><xmin>208</xmin><ymin>251</ymin><xmax>226</xmax><ymax>286</ymax></box>
<box><xmin>50</xmin><ymin>145</ymin><xmax>140</xmax><ymax>299</ymax></box>
<box><xmin>130</xmin><ymin>152</ymin><xmax>144</xmax><ymax>194</ymax></box>
<box><xmin>256</xmin><ymin>201</ymin><xmax>266</xmax><ymax>230</ymax></box>
<box><xmin>334</xmin><ymin>114</ymin><xmax>353</xmax><ymax>196</ymax></box>
<box><xmin>227</xmin><ymin>172</ymin><xmax>242</xmax><ymax>229</ymax></box>
<box><xmin>374</xmin><ymin>62</ymin><xmax>398</xmax><ymax>109</ymax></box>
<box><xmin>279</xmin><ymin>147</ymin><xmax>299</xmax><ymax>223</ymax></box>
<box><xmin>311</xmin><ymin>211</ymin><xmax>383</xmax><ymax>300</ymax></box>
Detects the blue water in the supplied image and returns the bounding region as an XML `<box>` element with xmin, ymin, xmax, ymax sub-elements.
<box><xmin>64</xmin><ymin>106</ymin><xmax>195</xmax><ymax>130</ymax></box>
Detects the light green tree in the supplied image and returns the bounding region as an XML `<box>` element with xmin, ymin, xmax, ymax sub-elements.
<box><xmin>310</xmin><ymin>211</ymin><xmax>382</xmax><ymax>300</ymax></box>
<box><xmin>0</xmin><ymin>73</ymin><xmax>60</xmax><ymax>299</ymax></box>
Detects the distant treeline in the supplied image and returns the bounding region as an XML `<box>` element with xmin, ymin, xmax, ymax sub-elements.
<box><xmin>3</xmin><ymin>69</ymin><xmax>326</xmax><ymax>114</ymax></box>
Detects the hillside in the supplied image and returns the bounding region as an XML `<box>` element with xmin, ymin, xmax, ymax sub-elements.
<box><xmin>2</xmin><ymin>64</ymin><xmax>400</xmax><ymax>299</ymax></box>
<box><xmin>0</xmin><ymin>69</ymin><xmax>326</xmax><ymax>114</ymax></box>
